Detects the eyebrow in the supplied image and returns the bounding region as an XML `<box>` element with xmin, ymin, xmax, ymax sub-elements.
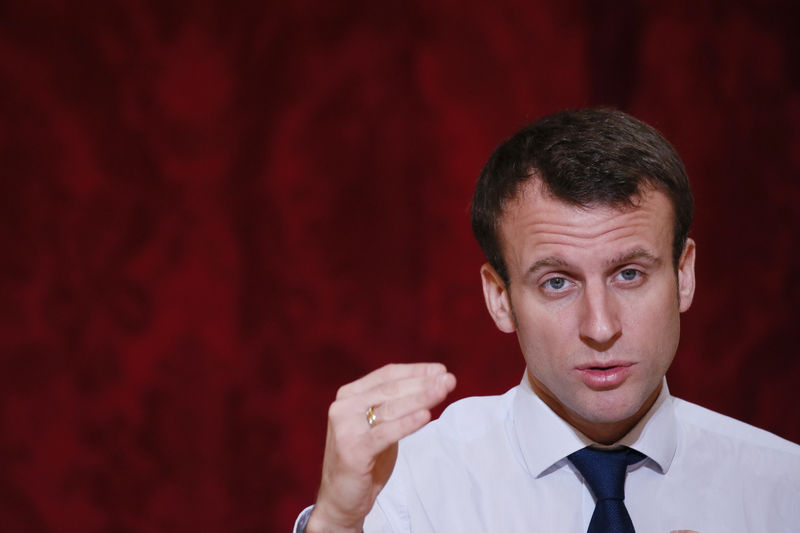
<box><xmin>527</xmin><ymin>256</ymin><xmax>570</xmax><ymax>276</ymax></box>
<box><xmin>526</xmin><ymin>248</ymin><xmax>662</xmax><ymax>276</ymax></box>
<box><xmin>606</xmin><ymin>248</ymin><xmax>662</xmax><ymax>268</ymax></box>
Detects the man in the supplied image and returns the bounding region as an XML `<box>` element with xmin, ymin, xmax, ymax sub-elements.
<box><xmin>295</xmin><ymin>108</ymin><xmax>800</xmax><ymax>532</ymax></box>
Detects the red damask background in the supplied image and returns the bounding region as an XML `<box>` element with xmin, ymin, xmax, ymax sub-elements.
<box><xmin>2</xmin><ymin>1</ymin><xmax>799</xmax><ymax>531</ymax></box>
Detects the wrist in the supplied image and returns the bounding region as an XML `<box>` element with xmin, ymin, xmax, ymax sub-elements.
<box><xmin>305</xmin><ymin>505</ymin><xmax>363</xmax><ymax>533</ymax></box>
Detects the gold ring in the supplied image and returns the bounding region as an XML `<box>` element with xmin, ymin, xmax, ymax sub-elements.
<box><xmin>365</xmin><ymin>406</ymin><xmax>378</xmax><ymax>428</ymax></box>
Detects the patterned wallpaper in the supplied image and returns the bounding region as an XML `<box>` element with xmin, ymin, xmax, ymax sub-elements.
<box><xmin>1</xmin><ymin>1</ymin><xmax>799</xmax><ymax>531</ymax></box>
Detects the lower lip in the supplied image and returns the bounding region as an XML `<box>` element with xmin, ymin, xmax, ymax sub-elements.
<box><xmin>577</xmin><ymin>365</ymin><xmax>633</xmax><ymax>389</ymax></box>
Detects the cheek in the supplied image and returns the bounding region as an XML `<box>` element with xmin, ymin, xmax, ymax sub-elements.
<box><xmin>514</xmin><ymin>303</ymin><xmax>578</xmax><ymax>366</ymax></box>
<box><xmin>625</xmin><ymin>290</ymin><xmax>681</xmax><ymax>360</ymax></box>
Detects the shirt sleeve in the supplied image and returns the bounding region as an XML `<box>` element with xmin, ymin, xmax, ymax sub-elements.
<box><xmin>292</xmin><ymin>504</ymin><xmax>393</xmax><ymax>533</ymax></box>
<box><xmin>363</xmin><ymin>502</ymin><xmax>392</xmax><ymax>532</ymax></box>
<box><xmin>292</xmin><ymin>505</ymin><xmax>314</xmax><ymax>533</ymax></box>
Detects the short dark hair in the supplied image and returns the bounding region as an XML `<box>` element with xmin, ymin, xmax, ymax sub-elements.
<box><xmin>470</xmin><ymin>108</ymin><xmax>693</xmax><ymax>286</ymax></box>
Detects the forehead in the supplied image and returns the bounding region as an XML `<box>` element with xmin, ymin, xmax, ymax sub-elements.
<box><xmin>499</xmin><ymin>181</ymin><xmax>674</xmax><ymax>266</ymax></box>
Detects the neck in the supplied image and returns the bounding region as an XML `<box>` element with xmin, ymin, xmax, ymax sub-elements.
<box><xmin>528</xmin><ymin>372</ymin><xmax>661</xmax><ymax>445</ymax></box>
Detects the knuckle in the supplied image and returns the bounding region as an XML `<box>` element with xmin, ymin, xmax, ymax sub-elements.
<box><xmin>327</xmin><ymin>400</ymin><xmax>345</xmax><ymax>420</ymax></box>
<box><xmin>335</xmin><ymin>384</ymin><xmax>352</xmax><ymax>399</ymax></box>
<box><xmin>380</xmin><ymin>363</ymin><xmax>399</xmax><ymax>376</ymax></box>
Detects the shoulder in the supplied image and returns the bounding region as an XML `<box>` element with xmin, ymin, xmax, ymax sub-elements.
<box><xmin>667</xmin><ymin>397</ymin><xmax>800</xmax><ymax>529</ymax></box>
<box><xmin>672</xmin><ymin>396</ymin><xmax>800</xmax><ymax>456</ymax></box>
<box><xmin>673</xmin><ymin>398</ymin><xmax>800</xmax><ymax>454</ymax></box>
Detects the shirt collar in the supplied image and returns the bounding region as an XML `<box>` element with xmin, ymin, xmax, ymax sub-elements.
<box><xmin>511</xmin><ymin>372</ymin><xmax>677</xmax><ymax>478</ymax></box>
<box><xmin>615</xmin><ymin>379</ymin><xmax>677</xmax><ymax>474</ymax></box>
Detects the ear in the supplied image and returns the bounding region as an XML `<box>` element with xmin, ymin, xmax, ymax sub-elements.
<box><xmin>677</xmin><ymin>238</ymin><xmax>696</xmax><ymax>313</ymax></box>
<box><xmin>480</xmin><ymin>263</ymin><xmax>516</xmax><ymax>333</ymax></box>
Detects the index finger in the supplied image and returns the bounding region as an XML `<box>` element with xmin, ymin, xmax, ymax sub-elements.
<box><xmin>337</xmin><ymin>362</ymin><xmax>447</xmax><ymax>398</ymax></box>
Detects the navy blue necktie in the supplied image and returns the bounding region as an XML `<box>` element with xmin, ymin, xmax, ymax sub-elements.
<box><xmin>567</xmin><ymin>446</ymin><xmax>645</xmax><ymax>533</ymax></box>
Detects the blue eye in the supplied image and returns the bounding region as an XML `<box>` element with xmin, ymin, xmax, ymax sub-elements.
<box><xmin>619</xmin><ymin>269</ymin><xmax>639</xmax><ymax>281</ymax></box>
<box><xmin>544</xmin><ymin>277</ymin><xmax>568</xmax><ymax>290</ymax></box>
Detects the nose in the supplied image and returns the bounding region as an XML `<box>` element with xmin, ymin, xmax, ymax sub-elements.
<box><xmin>578</xmin><ymin>282</ymin><xmax>622</xmax><ymax>350</ymax></box>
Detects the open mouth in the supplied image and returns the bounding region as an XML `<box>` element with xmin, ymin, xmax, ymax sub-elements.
<box><xmin>577</xmin><ymin>363</ymin><xmax>634</xmax><ymax>388</ymax></box>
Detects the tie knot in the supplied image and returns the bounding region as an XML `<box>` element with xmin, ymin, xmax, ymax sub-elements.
<box><xmin>568</xmin><ymin>447</ymin><xmax>645</xmax><ymax>501</ymax></box>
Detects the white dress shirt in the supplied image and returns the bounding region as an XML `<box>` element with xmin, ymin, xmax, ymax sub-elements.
<box><xmin>295</xmin><ymin>375</ymin><xmax>800</xmax><ymax>532</ymax></box>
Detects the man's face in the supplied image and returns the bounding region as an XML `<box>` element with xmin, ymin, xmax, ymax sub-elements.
<box><xmin>481</xmin><ymin>181</ymin><xmax>695</xmax><ymax>443</ymax></box>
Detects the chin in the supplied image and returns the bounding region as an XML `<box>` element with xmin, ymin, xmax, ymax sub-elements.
<box><xmin>585</xmin><ymin>409</ymin><xmax>639</xmax><ymax>426</ymax></box>
<box><xmin>579</xmin><ymin>393</ymin><xmax>645</xmax><ymax>425</ymax></box>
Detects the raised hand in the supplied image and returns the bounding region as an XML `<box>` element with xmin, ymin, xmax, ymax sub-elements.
<box><xmin>306</xmin><ymin>363</ymin><xmax>456</xmax><ymax>533</ymax></box>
